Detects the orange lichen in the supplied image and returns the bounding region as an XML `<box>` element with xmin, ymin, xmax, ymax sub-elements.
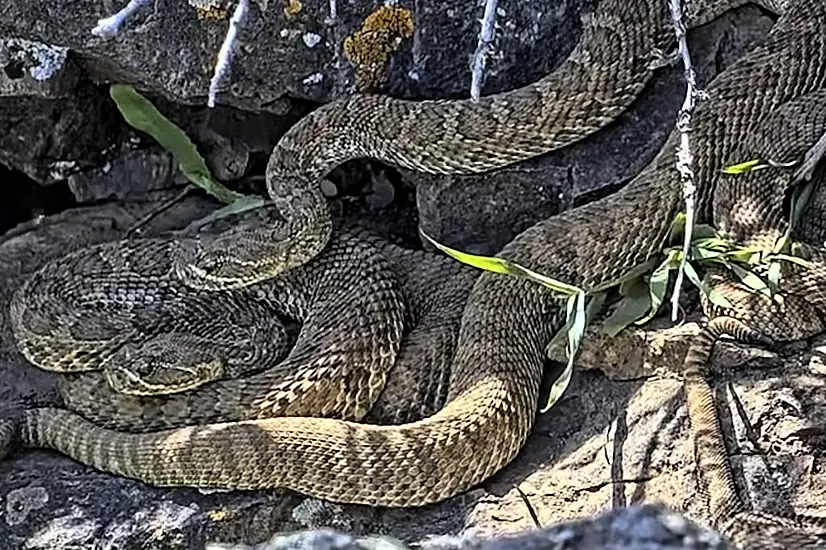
<box><xmin>343</xmin><ymin>6</ymin><xmax>414</xmax><ymax>92</ymax></box>
<box><xmin>283</xmin><ymin>0</ymin><xmax>303</xmax><ymax>17</ymax></box>
<box><xmin>191</xmin><ymin>0</ymin><xmax>231</xmax><ymax>20</ymax></box>
<box><xmin>190</xmin><ymin>0</ymin><xmax>270</xmax><ymax>19</ymax></box>
<box><xmin>207</xmin><ymin>509</ymin><xmax>228</xmax><ymax>521</ymax></box>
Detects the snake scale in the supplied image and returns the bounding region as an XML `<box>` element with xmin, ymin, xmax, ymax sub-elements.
<box><xmin>1</xmin><ymin>0</ymin><xmax>825</xmax><ymax>546</ymax></box>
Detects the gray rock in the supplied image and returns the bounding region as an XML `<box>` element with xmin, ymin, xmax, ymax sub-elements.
<box><xmin>207</xmin><ymin>505</ymin><xmax>735</xmax><ymax>550</ymax></box>
<box><xmin>67</xmin><ymin>149</ymin><xmax>177</xmax><ymax>203</ymax></box>
<box><xmin>0</xmin><ymin>37</ymin><xmax>125</xmax><ymax>185</ymax></box>
<box><xmin>0</xmin><ymin>0</ymin><xmax>587</xmax><ymax>108</ymax></box>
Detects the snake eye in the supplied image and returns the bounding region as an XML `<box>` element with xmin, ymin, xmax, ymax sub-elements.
<box><xmin>194</xmin><ymin>248</ymin><xmax>228</xmax><ymax>271</ymax></box>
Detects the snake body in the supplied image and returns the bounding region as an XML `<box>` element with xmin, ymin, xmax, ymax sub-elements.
<box><xmin>676</xmin><ymin>87</ymin><xmax>826</xmax><ymax>546</ymax></box>
<box><xmin>10</xmin><ymin>230</ymin><xmax>408</xmax><ymax>431</ymax></box>
<box><xmin>45</xmin><ymin>232</ymin><xmax>474</xmax><ymax>434</ymax></box>
<box><xmin>2</xmin><ymin>0</ymin><xmax>825</xmax><ymax>534</ymax></box>
<box><xmin>179</xmin><ymin>0</ymin><xmax>786</xmax><ymax>289</ymax></box>
<box><xmin>10</xmin><ymin>237</ymin><xmax>296</xmax><ymax>396</ymax></box>
<box><xmin>683</xmin><ymin>319</ymin><xmax>826</xmax><ymax>549</ymax></box>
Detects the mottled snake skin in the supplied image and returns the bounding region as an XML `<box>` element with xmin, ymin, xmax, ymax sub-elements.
<box><xmin>2</xmin><ymin>4</ymin><xmax>826</xmax><ymax>550</ymax></box>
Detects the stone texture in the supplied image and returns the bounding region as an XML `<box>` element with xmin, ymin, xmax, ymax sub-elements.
<box><xmin>0</xmin><ymin>0</ymin><xmax>587</xmax><ymax>108</ymax></box>
<box><xmin>66</xmin><ymin>149</ymin><xmax>177</xmax><ymax>203</ymax></box>
<box><xmin>208</xmin><ymin>505</ymin><xmax>735</xmax><ymax>550</ymax></box>
<box><xmin>0</xmin><ymin>37</ymin><xmax>126</xmax><ymax>185</ymax></box>
<box><xmin>546</xmin><ymin>317</ymin><xmax>782</xmax><ymax>381</ymax></box>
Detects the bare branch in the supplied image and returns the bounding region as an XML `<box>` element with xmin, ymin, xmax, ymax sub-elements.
<box><xmin>208</xmin><ymin>0</ymin><xmax>249</xmax><ymax>108</ymax></box>
<box><xmin>667</xmin><ymin>0</ymin><xmax>705</xmax><ymax>321</ymax></box>
<box><xmin>470</xmin><ymin>0</ymin><xmax>499</xmax><ymax>102</ymax></box>
<box><xmin>91</xmin><ymin>0</ymin><xmax>152</xmax><ymax>38</ymax></box>
<box><xmin>328</xmin><ymin>0</ymin><xmax>337</xmax><ymax>24</ymax></box>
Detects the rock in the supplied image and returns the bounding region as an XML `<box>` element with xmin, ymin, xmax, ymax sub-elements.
<box><xmin>0</xmin><ymin>0</ymin><xmax>588</xmax><ymax>108</ymax></box>
<box><xmin>547</xmin><ymin>316</ymin><xmax>781</xmax><ymax>381</ymax></box>
<box><xmin>207</xmin><ymin>505</ymin><xmax>735</xmax><ymax>550</ymax></box>
<box><xmin>66</xmin><ymin>149</ymin><xmax>178</xmax><ymax>203</ymax></box>
<box><xmin>0</xmin><ymin>37</ymin><xmax>126</xmax><ymax>185</ymax></box>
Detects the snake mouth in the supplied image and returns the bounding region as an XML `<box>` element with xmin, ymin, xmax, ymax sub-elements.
<box><xmin>175</xmin><ymin>261</ymin><xmax>271</xmax><ymax>292</ymax></box>
<box><xmin>104</xmin><ymin>360</ymin><xmax>225</xmax><ymax>396</ymax></box>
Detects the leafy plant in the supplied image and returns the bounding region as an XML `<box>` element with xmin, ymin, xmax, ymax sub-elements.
<box><xmin>422</xmin><ymin>231</ymin><xmax>591</xmax><ymax>412</ymax></box>
<box><xmin>423</xmin><ymin>191</ymin><xmax>812</xmax><ymax>414</ymax></box>
<box><xmin>109</xmin><ymin>84</ymin><xmax>264</xmax><ymax>223</ymax></box>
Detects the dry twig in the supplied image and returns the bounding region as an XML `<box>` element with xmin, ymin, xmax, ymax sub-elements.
<box><xmin>667</xmin><ymin>0</ymin><xmax>706</xmax><ymax>321</ymax></box>
<box><xmin>470</xmin><ymin>0</ymin><xmax>499</xmax><ymax>102</ymax></box>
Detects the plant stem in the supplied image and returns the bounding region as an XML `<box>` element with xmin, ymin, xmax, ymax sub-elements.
<box><xmin>91</xmin><ymin>0</ymin><xmax>152</xmax><ymax>38</ymax></box>
<box><xmin>668</xmin><ymin>0</ymin><xmax>703</xmax><ymax>321</ymax></box>
<box><xmin>470</xmin><ymin>0</ymin><xmax>499</xmax><ymax>102</ymax></box>
<box><xmin>208</xmin><ymin>0</ymin><xmax>249</xmax><ymax>108</ymax></box>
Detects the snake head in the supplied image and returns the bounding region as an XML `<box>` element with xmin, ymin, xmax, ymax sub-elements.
<box><xmin>174</xmin><ymin>224</ymin><xmax>298</xmax><ymax>291</ymax></box>
<box><xmin>103</xmin><ymin>335</ymin><xmax>225</xmax><ymax>396</ymax></box>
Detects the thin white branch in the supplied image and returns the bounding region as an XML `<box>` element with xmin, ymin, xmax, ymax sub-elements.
<box><xmin>329</xmin><ymin>0</ymin><xmax>337</xmax><ymax>24</ymax></box>
<box><xmin>470</xmin><ymin>0</ymin><xmax>499</xmax><ymax>102</ymax></box>
<box><xmin>91</xmin><ymin>0</ymin><xmax>152</xmax><ymax>38</ymax></box>
<box><xmin>668</xmin><ymin>0</ymin><xmax>704</xmax><ymax>322</ymax></box>
<box><xmin>208</xmin><ymin>0</ymin><xmax>249</xmax><ymax>108</ymax></box>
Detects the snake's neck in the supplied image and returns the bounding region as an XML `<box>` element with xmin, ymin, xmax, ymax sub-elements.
<box><xmin>261</xmin><ymin>0</ymin><xmax>685</xmax><ymax>201</ymax></box>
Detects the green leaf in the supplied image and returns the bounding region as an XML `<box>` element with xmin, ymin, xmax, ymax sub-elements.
<box><xmin>692</xmin><ymin>237</ymin><xmax>735</xmax><ymax>252</ymax></box>
<box><xmin>185</xmin><ymin>195</ymin><xmax>266</xmax><ymax>233</ymax></box>
<box><xmin>726</xmin><ymin>247</ymin><xmax>763</xmax><ymax>264</ymax></box>
<box><xmin>602</xmin><ymin>279</ymin><xmax>652</xmax><ymax>336</ymax></box>
<box><xmin>668</xmin><ymin>212</ymin><xmax>686</xmax><ymax>243</ymax></box>
<box><xmin>543</xmin><ymin>353</ymin><xmax>574</xmax><ymax>414</ymax></box>
<box><xmin>110</xmin><ymin>84</ymin><xmax>245</xmax><ymax>205</ymax></box>
<box><xmin>421</xmin><ymin>232</ymin><xmax>583</xmax><ymax>296</ymax></box>
<box><xmin>691</xmin><ymin>245</ymin><xmax>728</xmax><ymax>262</ymax></box>
<box><xmin>585</xmin><ymin>291</ymin><xmax>608</xmax><ymax>324</ymax></box>
<box><xmin>728</xmin><ymin>263</ymin><xmax>772</xmax><ymax>299</ymax></box>
<box><xmin>722</xmin><ymin>159</ymin><xmax>767</xmax><ymax>174</ymax></box>
<box><xmin>767</xmin><ymin>253</ymin><xmax>813</xmax><ymax>269</ymax></box>
<box><xmin>567</xmin><ymin>291</ymin><xmax>587</xmax><ymax>359</ymax></box>
<box><xmin>789</xmin><ymin>177</ymin><xmax>816</xmax><ymax>233</ymax></box>
<box><xmin>767</xmin><ymin>261</ymin><xmax>782</xmax><ymax>295</ymax></box>
<box><xmin>542</xmin><ymin>291</ymin><xmax>586</xmax><ymax>413</ymax></box>
<box><xmin>682</xmin><ymin>262</ymin><xmax>733</xmax><ymax>309</ymax></box>
<box><xmin>637</xmin><ymin>250</ymin><xmax>681</xmax><ymax>325</ymax></box>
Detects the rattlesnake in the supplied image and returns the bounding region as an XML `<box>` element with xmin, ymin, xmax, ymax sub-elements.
<box><xmin>177</xmin><ymin>0</ymin><xmax>792</xmax><ymax>290</ymax></box>
<box><xmin>1</xmin><ymin>3</ymin><xmax>825</xmax><ymax>545</ymax></box>
<box><xmin>28</xmin><ymin>227</ymin><xmax>475</xmax><ymax>434</ymax></box>
<box><xmin>10</xmin><ymin>236</ymin><xmax>297</xmax><ymax>396</ymax></box>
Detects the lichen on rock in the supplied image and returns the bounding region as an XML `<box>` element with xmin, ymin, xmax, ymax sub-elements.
<box><xmin>343</xmin><ymin>6</ymin><xmax>414</xmax><ymax>92</ymax></box>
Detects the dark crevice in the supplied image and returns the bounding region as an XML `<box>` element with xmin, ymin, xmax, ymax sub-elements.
<box><xmin>0</xmin><ymin>164</ymin><xmax>76</xmax><ymax>235</ymax></box>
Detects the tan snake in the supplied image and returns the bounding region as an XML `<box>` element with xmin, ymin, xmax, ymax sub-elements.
<box><xmin>2</xmin><ymin>6</ymin><xmax>825</xmax><ymax>543</ymax></box>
